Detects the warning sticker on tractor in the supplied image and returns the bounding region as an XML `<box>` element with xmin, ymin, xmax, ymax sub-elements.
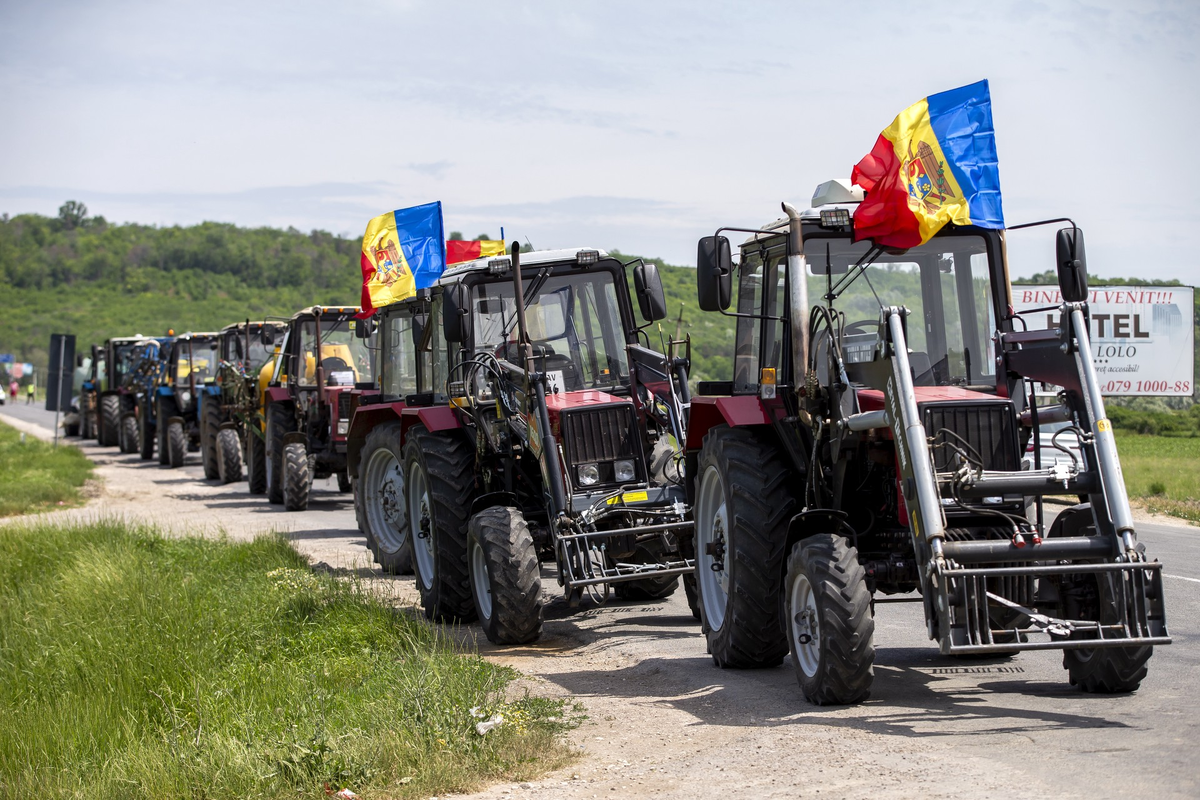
<box><xmin>1096</xmin><ymin>418</ymin><xmax>1111</xmax><ymax>432</ymax></box>
<box><xmin>607</xmin><ymin>490</ymin><xmax>649</xmax><ymax>505</ymax></box>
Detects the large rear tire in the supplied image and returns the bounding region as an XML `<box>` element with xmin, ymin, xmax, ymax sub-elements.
<box><xmin>98</xmin><ymin>395</ymin><xmax>120</xmax><ymax>447</ymax></box>
<box><xmin>138</xmin><ymin>396</ymin><xmax>155</xmax><ymax>461</ymax></box>
<box><xmin>201</xmin><ymin>402</ymin><xmax>221</xmax><ymax>480</ymax></box>
<box><xmin>167</xmin><ymin>419</ymin><xmax>186</xmax><ymax>468</ymax></box>
<box><xmin>404</xmin><ymin>425</ymin><xmax>477</xmax><ymax>622</ymax></box>
<box><xmin>356</xmin><ymin>422</ymin><xmax>412</xmax><ymax>575</ymax></box>
<box><xmin>468</xmin><ymin>506</ymin><xmax>543</xmax><ymax>645</ymax></box>
<box><xmin>784</xmin><ymin>534</ymin><xmax>875</xmax><ymax>705</ymax></box>
<box><xmin>694</xmin><ymin>425</ymin><xmax>796</xmax><ymax>668</ymax></box>
<box><xmin>265</xmin><ymin>402</ymin><xmax>294</xmax><ymax>505</ymax></box>
<box><xmin>246</xmin><ymin>428</ymin><xmax>267</xmax><ymax>495</ymax></box>
<box><xmin>283</xmin><ymin>441</ymin><xmax>311</xmax><ymax>511</ymax></box>
<box><xmin>217</xmin><ymin>428</ymin><xmax>243</xmax><ymax>484</ymax></box>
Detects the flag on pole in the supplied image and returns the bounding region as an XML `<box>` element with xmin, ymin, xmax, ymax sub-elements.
<box><xmin>446</xmin><ymin>239</ymin><xmax>507</xmax><ymax>265</ymax></box>
<box><xmin>359</xmin><ymin>201</ymin><xmax>446</xmax><ymax>316</ymax></box>
<box><xmin>851</xmin><ymin>80</ymin><xmax>1004</xmax><ymax>249</ymax></box>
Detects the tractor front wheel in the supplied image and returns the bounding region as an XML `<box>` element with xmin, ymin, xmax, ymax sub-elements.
<box><xmin>246</xmin><ymin>428</ymin><xmax>267</xmax><ymax>495</ymax></box>
<box><xmin>612</xmin><ymin>535</ymin><xmax>680</xmax><ymax>601</ymax></box>
<box><xmin>201</xmin><ymin>403</ymin><xmax>221</xmax><ymax>480</ymax></box>
<box><xmin>468</xmin><ymin>506</ymin><xmax>543</xmax><ymax>645</ymax></box>
<box><xmin>282</xmin><ymin>441</ymin><xmax>310</xmax><ymax>511</ymax></box>
<box><xmin>120</xmin><ymin>415</ymin><xmax>138</xmax><ymax>454</ymax></box>
<box><xmin>137</xmin><ymin>396</ymin><xmax>155</xmax><ymax>460</ymax></box>
<box><xmin>216</xmin><ymin>428</ymin><xmax>243</xmax><ymax>484</ymax></box>
<box><xmin>265</xmin><ymin>403</ymin><xmax>294</xmax><ymax>505</ymax></box>
<box><xmin>98</xmin><ymin>395</ymin><xmax>120</xmax><ymax>447</ymax></box>
<box><xmin>167</xmin><ymin>420</ymin><xmax>186</xmax><ymax>468</ymax></box>
<box><xmin>157</xmin><ymin>396</ymin><xmax>176</xmax><ymax>466</ymax></box>
<box><xmin>784</xmin><ymin>534</ymin><xmax>875</xmax><ymax>705</ymax></box>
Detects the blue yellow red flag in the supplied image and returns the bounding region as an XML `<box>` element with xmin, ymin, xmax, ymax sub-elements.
<box><xmin>851</xmin><ymin>80</ymin><xmax>1004</xmax><ymax>248</ymax></box>
<box><xmin>359</xmin><ymin>201</ymin><xmax>446</xmax><ymax>316</ymax></box>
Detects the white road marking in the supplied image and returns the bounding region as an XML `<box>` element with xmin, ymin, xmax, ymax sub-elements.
<box><xmin>1164</xmin><ymin>574</ymin><xmax>1200</xmax><ymax>584</ymax></box>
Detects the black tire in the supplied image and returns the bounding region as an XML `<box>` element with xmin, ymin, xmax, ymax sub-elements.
<box><xmin>65</xmin><ymin>422</ymin><xmax>80</xmax><ymax>437</ymax></box>
<box><xmin>468</xmin><ymin>506</ymin><xmax>543</xmax><ymax>645</ymax></box>
<box><xmin>98</xmin><ymin>394</ymin><xmax>120</xmax><ymax>446</ymax></box>
<box><xmin>355</xmin><ymin>422</ymin><xmax>412</xmax><ymax>575</ymax></box>
<box><xmin>265</xmin><ymin>402</ymin><xmax>294</xmax><ymax>505</ymax></box>
<box><xmin>613</xmin><ymin>535</ymin><xmax>680</xmax><ymax>600</ymax></box>
<box><xmin>283</xmin><ymin>441</ymin><xmax>311</xmax><ymax>511</ymax></box>
<box><xmin>404</xmin><ymin>425</ymin><xmax>477</xmax><ymax>622</ymax></box>
<box><xmin>337</xmin><ymin>470</ymin><xmax>351</xmax><ymax>493</ymax></box>
<box><xmin>138</xmin><ymin>396</ymin><xmax>155</xmax><ymax>461</ymax></box>
<box><xmin>681</xmin><ymin>535</ymin><xmax>701</xmax><ymax>621</ymax></box>
<box><xmin>201</xmin><ymin>402</ymin><xmax>221</xmax><ymax>480</ymax></box>
<box><xmin>246</xmin><ymin>427</ymin><xmax>267</xmax><ymax>495</ymax></box>
<box><xmin>121</xmin><ymin>415</ymin><xmax>138</xmax><ymax>454</ymax></box>
<box><xmin>216</xmin><ymin>428</ymin><xmax>243</xmax><ymax>484</ymax></box>
<box><xmin>81</xmin><ymin>397</ymin><xmax>94</xmax><ymax>439</ymax></box>
<box><xmin>157</xmin><ymin>395</ymin><xmax>176</xmax><ymax>466</ymax></box>
<box><xmin>694</xmin><ymin>425</ymin><xmax>797</xmax><ymax>668</ymax></box>
<box><xmin>167</xmin><ymin>419</ymin><xmax>186</xmax><ymax>468</ymax></box>
<box><xmin>1063</xmin><ymin>572</ymin><xmax>1153</xmax><ymax>693</ymax></box>
<box><xmin>784</xmin><ymin>534</ymin><xmax>875</xmax><ymax>705</ymax></box>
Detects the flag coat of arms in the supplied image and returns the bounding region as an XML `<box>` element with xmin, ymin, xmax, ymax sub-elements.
<box><xmin>851</xmin><ymin>80</ymin><xmax>1004</xmax><ymax>248</ymax></box>
<box><xmin>359</xmin><ymin>201</ymin><xmax>446</xmax><ymax>316</ymax></box>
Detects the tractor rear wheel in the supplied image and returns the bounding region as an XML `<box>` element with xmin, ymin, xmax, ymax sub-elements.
<box><xmin>283</xmin><ymin>441</ymin><xmax>310</xmax><ymax>511</ymax></box>
<box><xmin>246</xmin><ymin>428</ymin><xmax>267</xmax><ymax>495</ymax></box>
<box><xmin>404</xmin><ymin>425</ymin><xmax>476</xmax><ymax>622</ymax></box>
<box><xmin>138</xmin><ymin>396</ymin><xmax>155</xmax><ymax>460</ymax></box>
<box><xmin>694</xmin><ymin>425</ymin><xmax>796</xmax><ymax>668</ymax></box>
<box><xmin>265</xmin><ymin>403</ymin><xmax>294</xmax><ymax>505</ymax></box>
<box><xmin>216</xmin><ymin>428</ymin><xmax>243</xmax><ymax>484</ymax></box>
<box><xmin>356</xmin><ymin>422</ymin><xmax>412</xmax><ymax>575</ymax></box>
<box><xmin>613</xmin><ymin>535</ymin><xmax>680</xmax><ymax>600</ymax></box>
<box><xmin>784</xmin><ymin>534</ymin><xmax>875</xmax><ymax>705</ymax></box>
<box><xmin>98</xmin><ymin>395</ymin><xmax>120</xmax><ymax>447</ymax></box>
<box><xmin>201</xmin><ymin>402</ymin><xmax>221</xmax><ymax>480</ymax></box>
<box><xmin>468</xmin><ymin>506</ymin><xmax>543</xmax><ymax>645</ymax></box>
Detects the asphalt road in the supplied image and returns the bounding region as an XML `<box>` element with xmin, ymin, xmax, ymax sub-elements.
<box><xmin>3</xmin><ymin>404</ymin><xmax>1197</xmax><ymax>799</ymax></box>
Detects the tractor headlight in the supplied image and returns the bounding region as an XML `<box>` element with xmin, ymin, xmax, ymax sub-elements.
<box><xmin>179</xmin><ymin>390</ymin><xmax>192</xmax><ymax>410</ymax></box>
<box><xmin>614</xmin><ymin>459</ymin><xmax>636</xmax><ymax>482</ymax></box>
<box><xmin>336</xmin><ymin>420</ymin><xmax>349</xmax><ymax>436</ymax></box>
<box><xmin>577</xmin><ymin>463</ymin><xmax>600</xmax><ymax>486</ymax></box>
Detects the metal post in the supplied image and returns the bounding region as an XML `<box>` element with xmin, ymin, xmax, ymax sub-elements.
<box><xmin>53</xmin><ymin>336</ymin><xmax>64</xmax><ymax>447</ymax></box>
<box><xmin>782</xmin><ymin>202</ymin><xmax>809</xmax><ymax>385</ymax></box>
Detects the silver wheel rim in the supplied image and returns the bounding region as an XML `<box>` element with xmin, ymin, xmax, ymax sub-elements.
<box><xmin>471</xmin><ymin>539</ymin><xmax>492</xmax><ymax>621</ymax></box>
<box><xmin>409</xmin><ymin>461</ymin><xmax>434</xmax><ymax>591</ymax></box>
<box><xmin>789</xmin><ymin>569</ymin><xmax>820</xmax><ymax>677</ymax></box>
<box><xmin>696</xmin><ymin>464</ymin><xmax>730</xmax><ymax>631</ymax></box>
<box><xmin>364</xmin><ymin>447</ymin><xmax>406</xmax><ymax>553</ymax></box>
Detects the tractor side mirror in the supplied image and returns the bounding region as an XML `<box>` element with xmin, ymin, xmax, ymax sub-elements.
<box><xmin>354</xmin><ymin>317</ymin><xmax>376</xmax><ymax>339</ymax></box>
<box><xmin>443</xmin><ymin>284</ymin><xmax>471</xmax><ymax>343</ymax></box>
<box><xmin>1055</xmin><ymin>227</ymin><xmax>1088</xmax><ymax>304</ymax></box>
<box><xmin>633</xmin><ymin>262</ymin><xmax>668</xmax><ymax>322</ymax></box>
<box><xmin>260</xmin><ymin>327</ymin><xmax>275</xmax><ymax>346</ymax></box>
<box><xmin>697</xmin><ymin>235</ymin><xmax>732</xmax><ymax>312</ymax></box>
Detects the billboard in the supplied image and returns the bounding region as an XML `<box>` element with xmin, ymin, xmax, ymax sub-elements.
<box><xmin>1012</xmin><ymin>285</ymin><xmax>1195</xmax><ymax>396</ymax></box>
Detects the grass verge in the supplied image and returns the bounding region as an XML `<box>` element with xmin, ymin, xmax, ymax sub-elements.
<box><xmin>0</xmin><ymin>520</ymin><xmax>576</xmax><ymax>798</ymax></box>
<box><xmin>1115</xmin><ymin>431</ymin><xmax>1200</xmax><ymax>525</ymax></box>
<box><xmin>0</xmin><ymin>418</ymin><xmax>94</xmax><ymax>516</ymax></box>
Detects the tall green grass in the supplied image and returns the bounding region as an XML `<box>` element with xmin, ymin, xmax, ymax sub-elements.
<box><xmin>0</xmin><ymin>420</ymin><xmax>94</xmax><ymax>516</ymax></box>
<box><xmin>1115</xmin><ymin>431</ymin><xmax>1200</xmax><ymax>523</ymax></box>
<box><xmin>0</xmin><ymin>521</ymin><xmax>573</xmax><ymax>798</ymax></box>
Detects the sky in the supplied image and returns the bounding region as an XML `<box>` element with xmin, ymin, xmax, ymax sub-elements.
<box><xmin>1</xmin><ymin>0</ymin><xmax>1198</xmax><ymax>282</ymax></box>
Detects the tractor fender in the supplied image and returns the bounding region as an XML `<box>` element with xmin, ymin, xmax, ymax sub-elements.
<box><xmin>411</xmin><ymin>405</ymin><xmax>462</xmax><ymax>433</ymax></box>
<box><xmin>167</xmin><ymin>415</ymin><xmax>185</xmax><ymax>426</ymax></box>
<box><xmin>283</xmin><ymin>431</ymin><xmax>307</xmax><ymax>446</ymax></box>
<box><xmin>219</xmin><ymin>420</ymin><xmax>238</xmax><ymax>432</ymax></box>
<box><xmin>345</xmin><ymin>401</ymin><xmax>405</xmax><ymax>479</ymax></box>
<box><xmin>264</xmin><ymin>386</ymin><xmax>291</xmax><ymax>405</ymax></box>
<box><xmin>684</xmin><ymin>395</ymin><xmax>772</xmax><ymax>451</ymax></box>
<box><xmin>470</xmin><ymin>491</ymin><xmax>519</xmax><ymax>516</ymax></box>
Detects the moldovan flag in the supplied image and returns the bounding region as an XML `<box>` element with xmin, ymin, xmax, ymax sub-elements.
<box><xmin>359</xmin><ymin>201</ymin><xmax>446</xmax><ymax>317</ymax></box>
<box><xmin>446</xmin><ymin>239</ymin><xmax>507</xmax><ymax>265</ymax></box>
<box><xmin>851</xmin><ymin>80</ymin><xmax>1004</xmax><ymax>249</ymax></box>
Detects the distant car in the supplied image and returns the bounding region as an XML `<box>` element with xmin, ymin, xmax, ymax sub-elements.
<box><xmin>1024</xmin><ymin>419</ymin><xmax>1082</xmax><ymax>470</ymax></box>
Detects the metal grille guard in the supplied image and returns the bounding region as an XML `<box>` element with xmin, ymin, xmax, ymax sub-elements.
<box><xmin>938</xmin><ymin>559</ymin><xmax>1170</xmax><ymax>655</ymax></box>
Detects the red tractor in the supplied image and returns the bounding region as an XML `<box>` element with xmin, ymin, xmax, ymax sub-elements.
<box><xmin>688</xmin><ymin>179</ymin><xmax>1169</xmax><ymax>704</ymax></box>
<box><xmin>348</xmin><ymin>245</ymin><xmax>695</xmax><ymax>639</ymax></box>
<box><xmin>262</xmin><ymin>306</ymin><xmax>375</xmax><ymax>510</ymax></box>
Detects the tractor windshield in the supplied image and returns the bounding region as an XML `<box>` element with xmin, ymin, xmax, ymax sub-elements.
<box><xmin>470</xmin><ymin>270</ymin><xmax>630</xmax><ymax>391</ymax></box>
<box><xmin>806</xmin><ymin>233</ymin><xmax>998</xmax><ymax>387</ymax></box>
<box><xmin>177</xmin><ymin>337</ymin><xmax>220</xmax><ymax>384</ymax></box>
<box><xmin>298</xmin><ymin>316</ymin><xmax>374</xmax><ymax>387</ymax></box>
<box><xmin>112</xmin><ymin>342</ymin><xmax>139</xmax><ymax>385</ymax></box>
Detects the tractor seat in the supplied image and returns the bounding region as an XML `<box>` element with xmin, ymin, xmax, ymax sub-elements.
<box><xmin>496</xmin><ymin>343</ymin><xmax>583</xmax><ymax>391</ymax></box>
